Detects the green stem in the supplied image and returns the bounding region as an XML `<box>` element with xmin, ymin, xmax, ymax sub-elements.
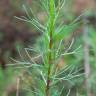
<box><xmin>46</xmin><ymin>30</ymin><xmax>52</xmax><ymax>96</ymax></box>
<box><xmin>45</xmin><ymin>0</ymin><xmax>55</xmax><ymax>96</ymax></box>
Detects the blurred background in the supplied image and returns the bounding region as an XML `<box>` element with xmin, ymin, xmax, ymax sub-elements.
<box><xmin>0</xmin><ymin>0</ymin><xmax>96</xmax><ymax>96</ymax></box>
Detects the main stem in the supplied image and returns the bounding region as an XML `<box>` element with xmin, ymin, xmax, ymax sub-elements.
<box><xmin>46</xmin><ymin>30</ymin><xmax>52</xmax><ymax>96</ymax></box>
<box><xmin>45</xmin><ymin>0</ymin><xmax>55</xmax><ymax>95</ymax></box>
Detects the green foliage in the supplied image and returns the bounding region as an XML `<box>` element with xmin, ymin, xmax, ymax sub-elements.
<box><xmin>9</xmin><ymin>0</ymin><xmax>82</xmax><ymax>96</ymax></box>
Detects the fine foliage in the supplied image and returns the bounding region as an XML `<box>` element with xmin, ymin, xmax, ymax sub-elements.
<box><xmin>15</xmin><ymin>0</ymin><xmax>82</xmax><ymax>96</ymax></box>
